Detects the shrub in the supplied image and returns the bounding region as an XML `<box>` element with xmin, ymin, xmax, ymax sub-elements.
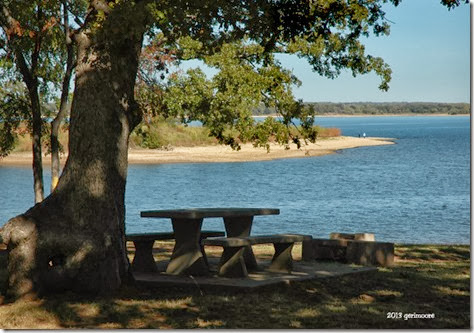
<box><xmin>130</xmin><ymin>118</ymin><xmax>217</xmax><ymax>148</ymax></box>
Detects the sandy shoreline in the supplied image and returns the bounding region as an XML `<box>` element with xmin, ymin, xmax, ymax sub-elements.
<box><xmin>0</xmin><ymin>136</ymin><xmax>394</xmax><ymax>166</ymax></box>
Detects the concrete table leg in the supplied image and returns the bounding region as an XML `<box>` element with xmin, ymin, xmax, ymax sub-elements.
<box><xmin>166</xmin><ymin>218</ymin><xmax>209</xmax><ymax>275</ymax></box>
<box><xmin>269</xmin><ymin>242</ymin><xmax>294</xmax><ymax>273</ymax></box>
<box><xmin>217</xmin><ymin>246</ymin><xmax>248</xmax><ymax>278</ymax></box>
<box><xmin>132</xmin><ymin>240</ymin><xmax>157</xmax><ymax>272</ymax></box>
<box><xmin>223</xmin><ymin>216</ymin><xmax>258</xmax><ymax>270</ymax></box>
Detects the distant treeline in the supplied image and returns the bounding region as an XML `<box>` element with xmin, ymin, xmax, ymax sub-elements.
<box><xmin>253</xmin><ymin>102</ymin><xmax>470</xmax><ymax>115</ymax></box>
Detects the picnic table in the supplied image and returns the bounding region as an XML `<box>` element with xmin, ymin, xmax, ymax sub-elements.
<box><xmin>140</xmin><ymin>207</ymin><xmax>280</xmax><ymax>275</ymax></box>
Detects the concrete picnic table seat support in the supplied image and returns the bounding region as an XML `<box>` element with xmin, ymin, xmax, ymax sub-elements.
<box><xmin>202</xmin><ymin>237</ymin><xmax>249</xmax><ymax>278</ymax></box>
<box><xmin>223</xmin><ymin>216</ymin><xmax>258</xmax><ymax>270</ymax></box>
<box><xmin>202</xmin><ymin>234</ymin><xmax>313</xmax><ymax>278</ymax></box>
<box><xmin>126</xmin><ymin>230</ymin><xmax>225</xmax><ymax>273</ymax></box>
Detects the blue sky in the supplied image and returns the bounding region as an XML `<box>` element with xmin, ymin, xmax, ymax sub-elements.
<box><xmin>181</xmin><ymin>1</ymin><xmax>470</xmax><ymax>103</ymax></box>
<box><xmin>277</xmin><ymin>0</ymin><xmax>470</xmax><ymax>103</ymax></box>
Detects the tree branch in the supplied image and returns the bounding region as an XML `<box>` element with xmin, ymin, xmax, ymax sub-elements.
<box><xmin>90</xmin><ymin>0</ymin><xmax>112</xmax><ymax>14</ymax></box>
<box><xmin>0</xmin><ymin>5</ymin><xmax>22</xmax><ymax>39</ymax></box>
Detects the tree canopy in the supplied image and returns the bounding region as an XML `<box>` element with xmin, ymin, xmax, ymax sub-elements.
<box><xmin>0</xmin><ymin>0</ymin><xmax>83</xmax><ymax>201</ymax></box>
<box><xmin>134</xmin><ymin>0</ymin><xmax>401</xmax><ymax>150</ymax></box>
<box><xmin>134</xmin><ymin>0</ymin><xmax>467</xmax><ymax>149</ymax></box>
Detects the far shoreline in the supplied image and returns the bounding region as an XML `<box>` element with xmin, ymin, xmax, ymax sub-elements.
<box><xmin>253</xmin><ymin>113</ymin><xmax>470</xmax><ymax>118</ymax></box>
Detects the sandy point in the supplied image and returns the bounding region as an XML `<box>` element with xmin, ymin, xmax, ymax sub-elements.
<box><xmin>0</xmin><ymin>136</ymin><xmax>395</xmax><ymax>166</ymax></box>
<box><xmin>127</xmin><ymin>136</ymin><xmax>395</xmax><ymax>164</ymax></box>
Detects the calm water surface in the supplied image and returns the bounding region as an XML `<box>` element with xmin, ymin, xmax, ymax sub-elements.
<box><xmin>0</xmin><ymin>116</ymin><xmax>470</xmax><ymax>244</ymax></box>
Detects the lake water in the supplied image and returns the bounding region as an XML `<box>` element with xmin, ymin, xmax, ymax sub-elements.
<box><xmin>0</xmin><ymin>116</ymin><xmax>470</xmax><ymax>244</ymax></box>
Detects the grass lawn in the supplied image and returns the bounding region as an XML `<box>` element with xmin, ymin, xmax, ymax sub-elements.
<box><xmin>0</xmin><ymin>243</ymin><xmax>469</xmax><ymax>329</ymax></box>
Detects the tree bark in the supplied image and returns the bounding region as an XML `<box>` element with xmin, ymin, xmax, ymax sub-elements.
<box><xmin>1</xmin><ymin>3</ymin><xmax>146</xmax><ymax>299</ymax></box>
<box><xmin>30</xmin><ymin>87</ymin><xmax>44</xmax><ymax>204</ymax></box>
<box><xmin>14</xmin><ymin>50</ymin><xmax>45</xmax><ymax>204</ymax></box>
<box><xmin>50</xmin><ymin>1</ymin><xmax>75</xmax><ymax>192</ymax></box>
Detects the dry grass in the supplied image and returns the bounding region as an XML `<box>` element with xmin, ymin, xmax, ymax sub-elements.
<box><xmin>0</xmin><ymin>243</ymin><xmax>469</xmax><ymax>329</ymax></box>
<box><xmin>11</xmin><ymin>124</ymin><xmax>69</xmax><ymax>154</ymax></box>
<box><xmin>130</xmin><ymin>120</ymin><xmax>218</xmax><ymax>149</ymax></box>
<box><xmin>316</xmin><ymin>127</ymin><xmax>341</xmax><ymax>137</ymax></box>
<box><xmin>10</xmin><ymin>120</ymin><xmax>341</xmax><ymax>154</ymax></box>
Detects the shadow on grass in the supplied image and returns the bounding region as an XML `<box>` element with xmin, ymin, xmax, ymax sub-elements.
<box><xmin>0</xmin><ymin>244</ymin><xmax>470</xmax><ymax>329</ymax></box>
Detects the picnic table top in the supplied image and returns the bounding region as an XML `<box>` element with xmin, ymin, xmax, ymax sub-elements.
<box><xmin>140</xmin><ymin>207</ymin><xmax>280</xmax><ymax>219</ymax></box>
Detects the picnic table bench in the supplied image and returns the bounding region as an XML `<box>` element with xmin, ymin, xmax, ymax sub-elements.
<box><xmin>202</xmin><ymin>233</ymin><xmax>313</xmax><ymax>277</ymax></box>
<box><xmin>127</xmin><ymin>230</ymin><xmax>225</xmax><ymax>272</ymax></box>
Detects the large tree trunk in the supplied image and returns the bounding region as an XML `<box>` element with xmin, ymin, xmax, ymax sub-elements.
<box><xmin>1</xmin><ymin>3</ymin><xmax>146</xmax><ymax>299</ymax></box>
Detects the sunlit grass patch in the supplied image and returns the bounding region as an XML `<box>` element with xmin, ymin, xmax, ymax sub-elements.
<box><xmin>65</xmin><ymin>303</ymin><xmax>100</xmax><ymax>324</ymax></box>
<box><xmin>325</xmin><ymin>304</ymin><xmax>347</xmax><ymax>313</ymax></box>
<box><xmin>365</xmin><ymin>307</ymin><xmax>384</xmax><ymax>316</ymax></box>
<box><xmin>373</xmin><ymin>290</ymin><xmax>403</xmax><ymax>297</ymax></box>
<box><xmin>294</xmin><ymin>307</ymin><xmax>320</xmax><ymax>318</ymax></box>
<box><xmin>195</xmin><ymin>317</ymin><xmax>225</xmax><ymax>328</ymax></box>
<box><xmin>0</xmin><ymin>300</ymin><xmax>60</xmax><ymax>329</ymax></box>
<box><xmin>352</xmin><ymin>294</ymin><xmax>376</xmax><ymax>304</ymax></box>
<box><xmin>434</xmin><ymin>286</ymin><xmax>469</xmax><ymax>297</ymax></box>
<box><xmin>289</xmin><ymin>320</ymin><xmax>303</xmax><ymax>328</ymax></box>
<box><xmin>395</xmin><ymin>244</ymin><xmax>470</xmax><ymax>262</ymax></box>
<box><xmin>441</xmin><ymin>272</ymin><xmax>470</xmax><ymax>281</ymax></box>
<box><xmin>159</xmin><ymin>297</ymin><xmax>194</xmax><ymax>309</ymax></box>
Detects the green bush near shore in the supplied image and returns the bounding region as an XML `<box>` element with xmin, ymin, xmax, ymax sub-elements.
<box><xmin>130</xmin><ymin>118</ymin><xmax>218</xmax><ymax>149</ymax></box>
<box><xmin>0</xmin><ymin>243</ymin><xmax>469</xmax><ymax>329</ymax></box>
<box><xmin>129</xmin><ymin>118</ymin><xmax>341</xmax><ymax>150</ymax></box>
